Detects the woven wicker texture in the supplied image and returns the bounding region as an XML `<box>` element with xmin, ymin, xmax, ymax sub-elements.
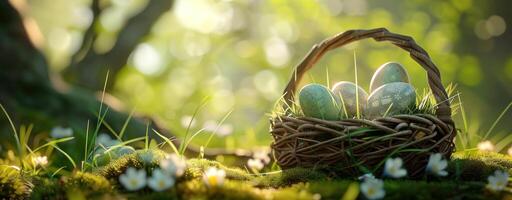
<box><xmin>270</xmin><ymin>28</ymin><xmax>456</xmax><ymax>177</ymax></box>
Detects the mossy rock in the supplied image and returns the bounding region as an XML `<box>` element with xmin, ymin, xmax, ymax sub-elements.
<box><xmin>94</xmin><ymin>149</ymin><xmax>167</xmax><ymax>181</ymax></box>
<box><xmin>64</xmin><ymin>171</ymin><xmax>112</xmax><ymax>194</ymax></box>
<box><xmin>31</xmin><ymin>171</ymin><xmax>114</xmax><ymax>199</ymax></box>
<box><xmin>447</xmin><ymin>151</ymin><xmax>512</xmax><ymax>181</ymax></box>
<box><xmin>0</xmin><ymin>165</ymin><xmax>31</xmax><ymax>200</ymax></box>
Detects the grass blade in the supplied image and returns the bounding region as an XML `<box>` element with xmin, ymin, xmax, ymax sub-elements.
<box><xmin>182</xmin><ymin>128</ymin><xmax>206</xmax><ymax>155</ymax></box>
<box><xmin>204</xmin><ymin>108</ymin><xmax>234</xmax><ymax>149</ymax></box>
<box><xmin>119</xmin><ymin>108</ymin><xmax>136</xmax><ymax>140</ymax></box>
<box><xmin>153</xmin><ymin>129</ymin><xmax>179</xmax><ymax>155</ymax></box>
<box><xmin>180</xmin><ymin>97</ymin><xmax>210</xmax><ymax>153</ymax></box>
<box><xmin>99</xmin><ymin>120</ymin><xmax>120</xmax><ymax>141</ymax></box>
<box><xmin>483</xmin><ymin>101</ymin><xmax>512</xmax><ymax>140</ymax></box>
<box><xmin>52</xmin><ymin>144</ymin><xmax>76</xmax><ymax>168</ymax></box>
<box><xmin>326</xmin><ymin>67</ymin><xmax>330</xmax><ymax>89</ymax></box>
<box><xmin>457</xmin><ymin>95</ymin><xmax>469</xmax><ymax>149</ymax></box>
<box><xmin>89</xmin><ymin>107</ymin><xmax>110</xmax><ymax>156</ymax></box>
<box><xmin>145</xmin><ymin>122</ymin><xmax>150</xmax><ymax>150</ymax></box>
<box><xmin>83</xmin><ymin>120</ymin><xmax>90</xmax><ymax>171</ymax></box>
<box><xmin>0</xmin><ymin>103</ymin><xmax>21</xmax><ymax>156</ymax></box>
<box><xmin>31</xmin><ymin>137</ymin><xmax>75</xmax><ymax>155</ymax></box>
<box><xmin>51</xmin><ymin>166</ymin><xmax>67</xmax><ymax>178</ymax></box>
<box><xmin>101</xmin><ymin>137</ymin><xmax>145</xmax><ymax>155</ymax></box>
<box><xmin>353</xmin><ymin>51</ymin><xmax>360</xmax><ymax>119</ymax></box>
<box><xmin>495</xmin><ymin>133</ymin><xmax>512</xmax><ymax>152</ymax></box>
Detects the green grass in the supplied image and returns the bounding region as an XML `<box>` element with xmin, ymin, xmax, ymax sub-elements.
<box><xmin>2</xmin><ymin>149</ymin><xmax>511</xmax><ymax>199</ymax></box>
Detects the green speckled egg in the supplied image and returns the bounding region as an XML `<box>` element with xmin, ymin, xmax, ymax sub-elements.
<box><xmin>299</xmin><ymin>83</ymin><xmax>340</xmax><ymax>120</ymax></box>
<box><xmin>367</xmin><ymin>82</ymin><xmax>416</xmax><ymax>118</ymax></box>
<box><xmin>369</xmin><ymin>62</ymin><xmax>410</xmax><ymax>92</ymax></box>
<box><xmin>331</xmin><ymin>81</ymin><xmax>368</xmax><ymax>118</ymax></box>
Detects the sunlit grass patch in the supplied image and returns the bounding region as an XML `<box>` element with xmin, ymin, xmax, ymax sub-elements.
<box><xmin>185</xmin><ymin>159</ymin><xmax>252</xmax><ymax>181</ymax></box>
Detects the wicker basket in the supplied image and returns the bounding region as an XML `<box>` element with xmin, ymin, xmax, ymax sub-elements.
<box><xmin>270</xmin><ymin>28</ymin><xmax>456</xmax><ymax>178</ymax></box>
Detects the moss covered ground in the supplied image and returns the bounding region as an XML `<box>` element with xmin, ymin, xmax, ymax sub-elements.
<box><xmin>1</xmin><ymin>150</ymin><xmax>511</xmax><ymax>199</ymax></box>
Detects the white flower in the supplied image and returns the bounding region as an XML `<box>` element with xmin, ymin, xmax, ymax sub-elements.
<box><xmin>358</xmin><ymin>173</ymin><xmax>375</xmax><ymax>181</ymax></box>
<box><xmin>383</xmin><ymin>157</ymin><xmax>407</xmax><ymax>178</ymax></box>
<box><xmin>202</xmin><ymin>121</ymin><xmax>233</xmax><ymax>137</ymax></box>
<box><xmin>360</xmin><ymin>177</ymin><xmax>385</xmax><ymax>200</ymax></box>
<box><xmin>160</xmin><ymin>154</ymin><xmax>187</xmax><ymax>177</ymax></box>
<box><xmin>253</xmin><ymin>149</ymin><xmax>271</xmax><ymax>164</ymax></box>
<box><xmin>50</xmin><ymin>126</ymin><xmax>73</xmax><ymax>138</ymax></box>
<box><xmin>203</xmin><ymin>167</ymin><xmax>226</xmax><ymax>188</ymax></box>
<box><xmin>487</xmin><ymin>170</ymin><xmax>509</xmax><ymax>192</ymax></box>
<box><xmin>247</xmin><ymin>158</ymin><xmax>264</xmax><ymax>171</ymax></box>
<box><xmin>508</xmin><ymin>146</ymin><xmax>512</xmax><ymax>156</ymax></box>
<box><xmin>426</xmin><ymin>153</ymin><xmax>448</xmax><ymax>177</ymax></box>
<box><xmin>96</xmin><ymin>133</ymin><xmax>120</xmax><ymax>147</ymax></box>
<box><xmin>478</xmin><ymin>140</ymin><xmax>495</xmax><ymax>152</ymax></box>
<box><xmin>180</xmin><ymin>115</ymin><xmax>197</xmax><ymax>128</ymax></box>
<box><xmin>119</xmin><ymin>167</ymin><xmax>147</xmax><ymax>191</ymax></box>
<box><xmin>148</xmin><ymin>168</ymin><xmax>175</xmax><ymax>192</ymax></box>
<box><xmin>32</xmin><ymin>156</ymin><xmax>48</xmax><ymax>167</ymax></box>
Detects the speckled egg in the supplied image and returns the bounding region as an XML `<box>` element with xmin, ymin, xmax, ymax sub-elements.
<box><xmin>331</xmin><ymin>81</ymin><xmax>368</xmax><ymax>118</ymax></box>
<box><xmin>366</xmin><ymin>82</ymin><xmax>416</xmax><ymax>118</ymax></box>
<box><xmin>369</xmin><ymin>62</ymin><xmax>410</xmax><ymax>92</ymax></box>
<box><xmin>299</xmin><ymin>83</ymin><xmax>340</xmax><ymax>120</ymax></box>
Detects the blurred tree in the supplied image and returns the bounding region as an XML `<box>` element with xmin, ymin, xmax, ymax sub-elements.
<box><xmin>64</xmin><ymin>0</ymin><xmax>172</xmax><ymax>91</ymax></box>
<box><xmin>0</xmin><ymin>0</ymin><xmax>251</xmax><ymax>161</ymax></box>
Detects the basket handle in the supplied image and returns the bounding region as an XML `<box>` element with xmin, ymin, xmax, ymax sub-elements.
<box><xmin>282</xmin><ymin>28</ymin><xmax>453</xmax><ymax>124</ymax></box>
